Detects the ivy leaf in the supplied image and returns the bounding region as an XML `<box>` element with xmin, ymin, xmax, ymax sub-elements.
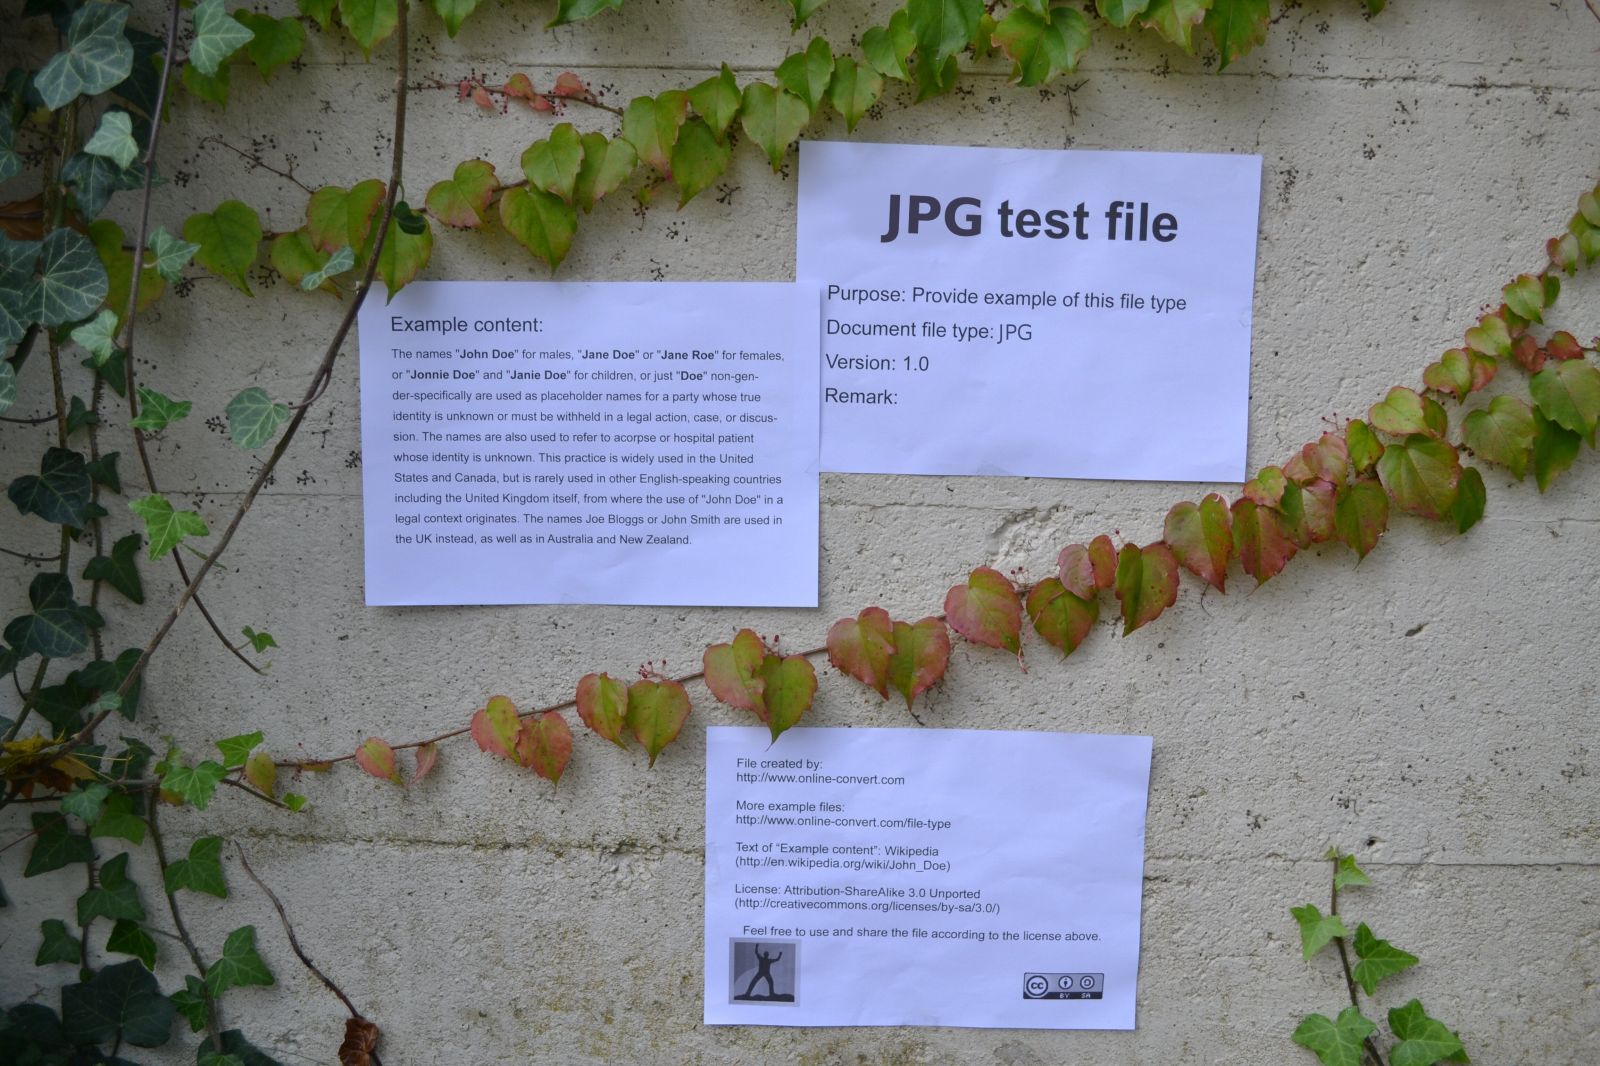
<box><xmin>203</xmin><ymin>926</ymin><xmax>274</xmax><ymax>997</ymax></box>
<box><xmin>1331</xmin><ymin>851</ymin><xmax>1371</xmax><ymax>890</ymax></box>
<box><xmin>776</xmin><ymin>37</ymin><xmax>835</xmax><ymax>113</ymax></box>
<box><xmin>573</xmin><ymin>133</ymin><xmax>637</xmax><ymax>214</ymax></box>
<box><xmin>621</xmin><ymin>92</ymin><xmax>689</xmax><ymax>177</ymax></box>
<box><xmin>170</xmin><ymin>974</ymin><xmax>209</xmax><ymax>1033</ymax></box>
<box><xmin>244</xmin><ymin>751</ymin><xmax>277</xmax><ymax>796</ymax></box>
<box><xmin>306</xmin><ymin>180</ymin><xmax>385</xmax><ymax>255</ymax></box>
<box><xmin>1389</xmin><ymin>1000</ymin><xmax>1468</xmax><ymax>1066</ymax></box>
<box><xmin>425</xmin><ymin>159</ymin><xmax>498</xmax><ymax>229</ymax></box>
<box><xmin>236</xmin><ymin>12</ymin><xmax>303</xmax><ymax>80</ymax></box>
<box><xmin>71</xmin><ymin>308</ymin><xmax>120</xmax><ymax>364</ymax></box>
<box><xmin>523</xmin><ymin>124</ymin><xmax>585</xmax><ymax>204</ymax></box>
<box><xmin>216</xmin><ymin>731</ymin><xmax>264</xmax><ymax>769</ymax></box>
<box><xmin>1529</xmin><ymin>359</ymin><xmax>1600</xmax><ymax>438</ymax></box>
<box><xmin>0</xmin><ymin>111</ymin><xmax>21</xmax><ymax>185</ymax></box>
<box><xmin>498</xmin><ymin>186</ymin><xmax>577</xmax><ymax>271</ymax></box>
<box><xmin>740</xmin><ymin>83</ymin><xmax>811</xmax><ymax>171</ymax></box>
<box><xmin>6</xmin><ymin>573</ymin><xmax>91</xmax><ymax>659</ymax></box>
<box><xmin>182</xmin><ymin>59</ymin><xmax>231</xmax><ymax>106</ymax></box>
<box><xmin>671</xmin><ymin>118</ymin><xmax>732</xmax><ymax>208</ymax></box>
<box><xmin>26</xmin><ymin>813</ymin><xmax>94</xmax><ymax>876</ymax></box>
<box><xmin>1024</xmin><ymin>577</ymin><xmax>1098</xmax><ymax>657</ymax></box>
<box><xmin>1114</xmin><ymin>542</ymin><xmax>1179</xmax><ymax>636</ymax></box>
<box><xmin>36</xmin><ymin>918</ymin><xmax>82</xmax><ymax>965</ymax></box>
<box><xmin>337</xmin><ymin>0</ymin><xmax>399</xmax><ymax>54</ymax></box>
<box><xmin>1377</xmin><ymin>435</ymin><xmax>1461</xmax><ymax>521</ymax></box>
<box><xmin>862</xmin><ymin>11</ymin><xmax>917</xmax><ymax>80</ymax></box>
<box><xmin>548</xmin><ymin>0</ymin><xmax>624</xmax><ymax>27</ymax></box>
<box><xmin>38</xmin><ymin>228</ymin><xmax>110</xmax><ymax>326</ymax></box>
<box><xmin>107</xmin><ymin>918</ymin><xmax>157</xmax><ymax>969</ymax></box>
<box><xmin>826</xmin><ymin>606</ymin><xmax>896</xmax><ymax>698</ymax></box>
<box><xmin>1204</xmin><ymin>0</ymin><xmax>1270</xmax><ymax>70</ymax></box>
<box><xmin>190</xmin><ymin>0</ymin><xmax>255</xmax><ymax>76</ymax></box>
<box><xmin>788</xmin><ymin>0</ymin><xmax>827</xmax><ymax>29</ymax></box>
<box><xmin>129</xmin><ymin>494</ymin><xmax>209</xmax><ymax>559</ymax></box>
<box><xmin>86</xmin><ymin>452</ymin><xmax>122</xmax><ymax>493</ymax></box>
<box><xmin>130</xmin><ymin>386</ymin><xmax>192</xmax><ymax>433</ymax></box>
<box><xmin>576</xmin><ymin>672</ymin><xmax>629</xmax><ymax>747</ymax></box>
<box><xmin>241</xmin><ymin>626</ymin><xmax>277</xmax><ymax>653</ymax></box>
<box><xmin>9</xmin><ymin>446</ymin><xmax>92</xmax><ymax>527</ymax></box>
<box><xmin>224</xmin><ymin>387</ymin><xmax>290</xmax><ymax>451</ymax></box>
<box><xmin>62</xmin><ymin>781</ymin><xmax>112</xmax><ymax>823</ymax></box>
<box><xmin>0</xmin><ymin>361</ymin><xmax>15</xmax><ymax>416</ymax></box>
<box><xmin>1450</xmin><ymin>466</ymin><xmax>1486</xmax><ymax>534</ymax></box>
<box><xmin>993</xmin><ymin>6</ymin><xmax>1091</xmax><ymax>87</ymax></box>
<box><xmin>429</xmin><ymin>0</ymin><xmax>482</xmax><ymax>35</ymax></box>
<box><xmin>907</xmin><ymin>0</ymin><xmax>984</xmax><ymax>64</ymax></box>
<box><xmin>1349</xmin><ymin>922</ymin><xmax>1419</xmax><ymax>996</ymax></box>
<box><xmin>355</xmin><ymin>737</ymin><xmax>401</xmax><ymax>785</ymax></box>
<box><xmin>827</xmin><ymin>57</ymin><xmax>884</xmax><ymax>133</ymax></box>
<box><xmin>93</xmin><ymin>793</ymin><xmax>147</xmax><ymax>844</ymax></box>
<box><xmin>944</xmin><ymin>566</ymin><xmax>1024</xmax><ymax>654</ymax></box>
<box><xmin>84</xmin><ymin>110</ymin><xmax>140</xmax><ymax>169</ymax></box>
<box><xmin>1291</xmin><ymin>1007</ymin><xmax>1376</xmax><ymax>1066</ymax></box>
<box><xmin>626</xmin><ymin>678</ymin><xmax>691</xmax><ymax>767</ymax></box>
<box><xmin>0</xmin><ymin>235</ymin><xmax>38</xmax><ymax>346</ymax></box>
<box><xmin>61</xmin><ymin>958</ymin><xmax>176</xmax><ymax>1048</ymax></box>
<box><xmin>78</xmin><ymin>851</ymin><xmax>145</xmax><ymax>925</ymax></box>
<box><xmin>886</xmin><ymin>617</ymin><xmax>951</xmax><ymax>710</ymax></box>
<box><xmin>161</xmin><ymin>757</ymin><xmax>227</xmax><ymax>809</ymax></box>
<box><xmin>184</xmin><ymin>201</ymin><xmax>262</xmax><ymax>294</ymax></box>
<box><xmin>164</xmin><ymin>836</ymin><xmax>228</xmax><ymax>898</ymax></box>
<box><xmin>283</xmin><ymin>792</ymin><xmax>308</xmax><ymax>812</ymax></box>
<box><xmin>1290</xmin><ymin>903</ymin><xmax>1348</xmax><ymax>960</ymax></box>
<box><xmin>1057</xmin><ymin>535</ymin><xmax>1118</xmax><ymax>599</ymax></box>
<box><xmin>63</xmin><ymin>150</ymin><xmax>145</xmax><ymax>220</ymax></box>
<box><xmin>703</xmin><ymin>629</ymin><xmax>767</xmax><ymax>714</ymax></box>
<box><xmin>1231</xmin><ymin>497</ymin><xmax>1296</xmax><ymax>584</ymax></box>
<box><xmin>471</xmin><ymin>694</ymin><xmax>522</xmax><ymax>760</ymax></box>
<box><xmin>1164</xmin><ymin>494</ymin><xmax>1233</xmax><ymax>593</ymax></box>
<box><xmin>516</xmin><ymin>711</ymin><xmax>573</xmax><ymax>785</ymax></box>
<box><xmin>35</xmin><ymin>1</ymin><xmax>135</xmax><ymax>110</ymax></box>
<box><xmin>689</xmin><ymin>65</ymin><xmax>742</xmax><ymax>142</ymax></box>
<box><xmin>1532</xmin><ymin>410</ymin><xmax>1581</xmax><ymax>493</ymax></box>
<box><xmin>1097</xmin><ymin>0</ymin><xmax>1153</xmax><ymax>27</ymax></box>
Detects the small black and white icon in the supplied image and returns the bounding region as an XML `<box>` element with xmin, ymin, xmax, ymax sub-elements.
<box><xmin>729</xmin><ymin>939</ymin><xmax>799</xmax><ymax>1005</ymax></box>
<box><xmin>1022</xmin><ymin>972</ymin><xmax>1104</xmax><ymax>1000</ymax></box>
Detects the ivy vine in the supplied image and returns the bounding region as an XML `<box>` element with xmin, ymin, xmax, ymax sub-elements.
<box><xmin>2</xmin><ymin>0</ymin><xmax>1597</xmax><ymax>1063</ymax></box>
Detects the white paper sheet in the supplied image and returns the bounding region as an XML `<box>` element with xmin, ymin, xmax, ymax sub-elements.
<box><xmin>704</xmin><ymin>727</ymin><xmax>1153</xmax><ymax>1029</ymax></box>
<box><xmin>798</xmin><ymin>141</ymin><xmax>1262</xmax><ymax>480</ymax></box>
<box><xmin>357</xmin><ymin>282</ymin><xmax>819</xmax><ymax>606</ymax></box>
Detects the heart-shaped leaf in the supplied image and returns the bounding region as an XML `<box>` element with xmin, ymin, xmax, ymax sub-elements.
<box><xmin>1377</xmin><ymin>435</ymin><xmax>1462</xmax><ymax>520</ymax></box>
<box><xmin>1114</xmin><ymin>542</ymin><xmax>1179</xmax><ymax>635</ymax></box>
<box><xmin>425</xmin><ymin>159</ymin><xmax>498</xmax><ymax>228</ymax></box>
<box><xmin>828</xmin><ymin>57</ymin><xmax>884</xmax><ymax>133</ymax></box>
<box><xmin>1463</xmin><ymin>313</ymin><xmax>1512</xmax><ymax>359</ymax></box>
<box><xmin>35</xmin><ymin>2</ymin><xmax>135</xmax><ymax>111</ymax></box>
<box><xmin>1462</xmin><ymin>395</ymin><xmax>1536</xmax><ymax>480</ymax></box>
<box><xmin>1242</xmin><ymin>465</ymin><xmax>1287</xmax><ymax>507</ymax></box>
<box><xmin>1057</xmin><ymin>534</ymin><xmax>1116</xmax><ymax>599</ymax></box>
<box><xmin>1164</xmin><ymin>494</ymin><xmax>1233</xmax><ymax>592</ymax></box>
<box><xmin>1533</xmin><ymin>409</ymin><xmax>1582</xmax><ymax>492</ymax></box>
<box><xmin>1024</xmin><ymin>577</ymin><xmax>1098</xmax><ymax>657</ymax></box>
<box><xmin>1529</xmin><ymin>358</ymin><xmax>1600</xmax><ymax>437</ymax></box>
<box><xmin>190</xmin><ymin>0</ymin><xmax>254</xmax><ymax>76</ymax></box>
<box><xmin>9</xmin><ymin>446</ymin><xmax>92</xmax><ymax>528</ymax></box>
<box><xmin>498</xmin><ymin>185</ymin><xmax>577</xmax><ymax>271</ymax></box>
<box><xmin>739</xmin><ymin>83</ymin><xmax>811</xmax><ymax>171</ymax></box>
<box><xmin>704</xmin><ymin>629</ymin><xmax>768</xmax><ymax>715</ymax></box>
<box><xmin>1346</xmin><ymin>418</ymin><xmax>1383</xmax><ymax>473</ymax></box>
<box><xmin>827</xmin><ymin>606</ymin><xmax>895</xmax><ymax>698</ymax></box>
<box><xmin>354</xmin><ymin>738</ymin><xmax>400</xmax><ymax>785</ymax></box>
<box><xmin>862</xmin><ymin>11</ymin><xmax>916</xmax><ymax>80</ymax></box>
<box><xmin>775</xmin><ymin>37</ymin><xmax>835</xmax><ymax>112</ymax></box>
<box><xmin>183</xmin><ymin>200</ymin><xmax>262</xmax><ymax>294</ymax></box>
<box><xmin>670</xmin><ymin>118</ymin><xmax>732</xmax><ymax>208</ymax></box>
<box><xmin>626</xmin><ymin>679</ymin><xmax>691</xmax><ymax>767</ymax></box>
<box><xmin>1232</xmin><ymin>497</ymin><xmax>1297</xmax><ymax>583</ymax></box>
<box><xmin>576</xmin><ymin>672</ymin><xmax>629</xmax><ymax>746</ymax></box>
<box><xmin>1502</xmin><ymin>273</ymin><xmax>1548</xmax><ymax>324</ymax></box>
<box><xmin>689</xmin><ymin>65</ymin><xmax>742</xmax><ymax>142</ymax></box>
<box><xmin>574</xmin><ymin>132</ymin><xmax>638</xmax><ymax>214</ymax></box>
<box><xmin>943</xmin><ymin>566</ymin><xmax>1023</xmax><ymax>654</ymax></box>
<box><xmin>522</xmin><ymin>123</ymin><xmax>585</xmax><ymax>204</ymax></box>
<box><xmin>1292</xmin><ymin>1007</ymin><xmax>1375</xmax><ymax>1066</ymax></box>
<box><xmin>886</xmin><ymin>617</ymin><xmax>950</xmax><ymax>710</ymax></box>
<box><xmin>759</xmin><ymin>654</ymin><xmax>818</xmax><ymax>741</ymax></box>
<box><xmin>517</xmin><ymin>711</ymin><xmax>572</xmax><ymax>785</ymax></box>
<box><xmin>1368</xmin><ymin>386</ymin><xmax>1434</xmax><ymax>437</ymax></box>
<box><xmin>306</xmin><ymin>180</ymin><xmax>385</xmax><ymax>255</ymax></box>
<box><xmin>470</xmin><ymin>694</ymin><xmax>521</xmax><ymax>759</ymax></box>
<box><xmin>1351</xmin><ymin>923</ymin><xmax>1419</xmax><ymax>996</ymax></box>
<box><xmin>620</xmin><ymin>92</ymin><xmax>689</xmax><ymax>177</ymax></box>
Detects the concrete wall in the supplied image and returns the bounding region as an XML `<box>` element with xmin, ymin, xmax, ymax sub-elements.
<box><xmin>4</xmin><ymin>0</ymin><xmax>1599</xmax><ymax>1062</ymax></box>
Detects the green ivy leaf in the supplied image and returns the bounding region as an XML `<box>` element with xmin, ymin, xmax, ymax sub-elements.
<box><xmin>130</xmin><ymin>386</ymin><xmax>192</xmax><ymax>433</ymax></box>
<box><xmin>236</xmin><ymin>12</ymin><xmax>303</xmax><ymax>80</ymax></box>
<box><xmin>776</xmin><ymin>37</ymin><xmax>835</xmax><ymax>113</ymax></box>
<box><xmin>689</xmin><ymin>65</ymin><xmax>742</xmax><ymax>142</ymax></box>
<box><xmin>1450</xmin><ymin>466</ymin><xmax>1486</xmax><ymax>534</ymax></box>
<box><xmin>35</xmin><ymin>1</ymin><xmax>135</xmax><ymax>110</ymax></box>
<box><xmin>1291</xmin><ymin>1007</ymin><xmax>1376</xmax><ymax>1066</ymax></box>
<box><xmin>548</xmin><ymin>0</ymin><xmax>624</xmax><ymax>27</ymax></box>
<box><xmin>61</xmin><ymin>958</ymin><xmax>176</xmax><ymax>1048</ymax></box>
<box><xmin>739</xmin><ymin>83</ymin><xmax>811</xmax><ymax>171</ymax></box>
<box><xmin>788</xmin><ymin>0</ymin><xmax>827</xmax><ymax>29</ymax></box>
<box><xmin>425</xmin><ymin>159</ymin><xmax>498</xmax><ymax>228</ymax></box>
<box><xmin>92</xmin><ymin>793</ymin><xmax>147</xmax><ymax>844</ymax></box>
<box><xmin>337</xmin><ymin>0</ymin><xmax>398</xmax><ymax>53</ymax></box>
<box><xmin>85</xmin><ymin>451</ymin><xmax>122</xmax><ymax>493</ymax></box>
<box><xmin>182</xmin><ymin>59</ymin><xmax>232</xmax><ymax>106</ymax></box>
<box><xmin>862</xmin><ymin>11</ymin><xmax>917</xmax><ymax>80</ymax></box>
<box><xmin>164</xmin><ymin>835</ymin><xmax>228</xmax><ymax>898</ymax></box>
<box><xmin>129</xmin><ymin>494</ymin><xmax>209</xmax><ymax>559</ymax></box>
<box><xmin>0</xmin><ymin>361</ymin><xmax>15</xmax><ymax>416</ymax></box>
<box><xmin>224</xmin><ymin>387</ymin><xmax>290</xmax><ymax>450</ymax></box>
<box><xmin>1388</xmin><ymin>1000</ymin><xmax>1468</xmax><ymax>1066</ymax></box>
<box><xmin>78</xmin><ymin>851</ymin><xmax>146</xmax><ymax>925</ymax></box>
<box><xmin>827</xmin><ymin>56</ymin><xmax>884</xmax><ymax>133</ymax></box>
<box><xmin>573</xmin><ymin>133</ymin><xmax>637</xmax><ymax>214</ymax></box>
<box><xmin>1204</xmin><ymin>0</ymin><xmax>1269</xmax><ymax>70</ymax></box>
<box><xmin>498</xmin><ymin>186</ymin><xmax>577</xmax><ymax>271</ymax></box>
<box><xmin>1531</xmin><ymin>409</ymin><xmax>1581</xmax><ymax>493</ymax></box>
<box><xmin>0</xmin><ymin>111</ymin><xmax>21</xmax><ymax>184</ymax></box>
<box><xmin>1377</xmin><ymin>435</ymin><xmax>1461</xmax><ymax>520</ymax></box>
<box><xmin>107</xmin><ymin>918</ymin><xmax>157</xmax><ymax>969</ymax></box>
<box><xmin>184</xmin><ymin>201</ymin><xmax>262</xmax><ymax>294</ymax></box>
<box><xmin>37</xmin><ymin>228</ymin><xmax>111</xmax><ymax>326</ymax></box>
<box><xmin>670</xmin><ymin>118</ymin><xmax>732</xmax><ymax>208</ymax></box>
<box><xmin>298</xmin><ymin>244</ymin><xmax>354</xmax><ymax>291</ymax></box>
<box><xmin>625</xmin><ymin>678</ymin><xmax>692</xmax><ymax>767</ymax></box>
<box><xmin>1290</xmin><ymin>903</ymin><xmax>1347</xmax><ymax>960</ymax></box>
<box><xmin>70</xmin><ymin>308</ymin><xmax>120</xmax><ymax>364</ymax></box>
<box><xmin>993</xmin><ymin>6</ymin><xmax>1091</xmax><ymax>87</ymax></box>
<box><xmin>9</xmin><ymin>446</ymin><xmax>92</xmax><ymax>527</ymax></box>
<box><xmin>170</xmin><ymin>974</ymin><xmax>209</xmax><ymax>1033</ymax></box>
<box><xmin>1331</xmin><ymin>851</ymin><xmax>1370</xmax><ymax>890</ymax></box>
<box><xmin>0</xmin><ymin>235</ymin><xmax>38</xmax><ymax>345</ymax></box>
<box><xmin>1024</xmin><ymin>577</ymin><xmax>1098</xmax><ymax>657</ymax></box>
<box><xmin>189</xmin><ymin>0</ymin><xmax>255</xmax><ymax>76</ymax></box>
<box><xmin>204</xmin><ymin>926</ymin><xmax>275</xmax><ymax>997</ymax></box>
<box><xmin>26</xmin><ymin>813</ymin><xmax>94</xmax><ymax>876</ymax></box>
<box><xmin>213</xmin><ymin>1028</ymin><xmax>289</xmax><ymax>1066</ymax></box>
<box><xmin>1529</xmin><ymin>359</ymin><xmax>1600</xmax><ymax>438</ymax></box>
<box><xmin>1097</xmin><ymin>0</ymin><xmax>1153</xmax><ymax>27</ymax></box>
<box><xmin>147</xmin><ymin>227</ymin><xmax>201</xmax><ymax>283</ymax></box>
<box><xmin>241</xmin><ymin>626</ymin><xmax>277</xmax><ymax>652</ymax></box>
<box><xmin>1350</xmin><ymin>922</ymin><xmax>1419</xmax><ymax>996</ymax></box>
<box><xmin>160</xmin><ymin>757</ymin><xmax>227</xmax><ymax>810</ymax></box>
<box><xmin>429</xmin><ymin>0</ymin><xmax>482</xmax><ymax>36</ymax></box>
<box><xmin>61</xmin><ymin>781</ymin><xmax>112</xmax><ymax>823</ymax></box>
<box><xmin>907</xmin><ymin>0</ymin><xmax>984</xmax><ymax>64</ymax></box>
<box><xmin>216</xmin><ymin>732</ymin><xmax>264</xmax><ymax>769</ymax></box>
<box><xmin>36</xmin><ymin>918</ymin><xmax>82</xmax><ymax>966</ymax></box>
<box><xmin>83</xmin><ymin>110</ymin><xmax>139</xmax><ymax>169</ymax></box>
<box><xmin>283</xmin><ymin>792</ymin><xmax>308</xmax><ymax>812</ymax></box>
<box><xmin>6</xmin><ymin>573</ymin><xmax>92</xmax><ymax>659</ymax></box>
